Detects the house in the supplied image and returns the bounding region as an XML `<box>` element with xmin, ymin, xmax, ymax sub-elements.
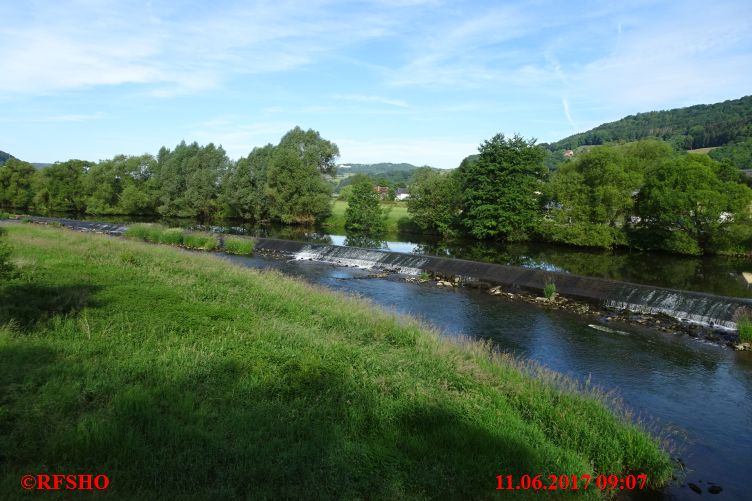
<box><xmin>373</xmin><ymin>185</ymin><xmax>389</xmax><ymax>200</ymax></box>
<box><xmin>395</xmin><ymin>187</ymin><xmax>410</xmax><ymax>201</ymax></box>
<box><xmin>563</xmin><ymin>149</ymin><xmax>574</xmax><ymax>158</ymax></box>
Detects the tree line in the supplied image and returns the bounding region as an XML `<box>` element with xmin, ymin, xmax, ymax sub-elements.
<box><xmin>407</xmin><ymin>135</ymin><xmax>752</xmax><ymax>256</ymax></box>
<box><xmin>0</xmin><ymin>127</ymin><xmax>339</xmax><ymax>225</ymax></box>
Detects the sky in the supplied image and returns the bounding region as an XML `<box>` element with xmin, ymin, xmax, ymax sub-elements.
<box><xmin>1</xmin><ymin>0</ymin><xmax>750</xmax><ymax>169</ymax></box>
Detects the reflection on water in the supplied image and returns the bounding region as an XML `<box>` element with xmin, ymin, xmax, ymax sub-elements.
<box><xmin>222</xmin><ymin>253</ymin><xmax>752</xmax><ymax>500</ymax></box>
<box><xmin>39</xmin><ymin>212</ymin><xmax>752</xmax><ymax>298</ymax></box>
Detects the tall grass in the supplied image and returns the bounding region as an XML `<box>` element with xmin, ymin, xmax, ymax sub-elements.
<box><xmin>223</xmin><ymin>235</ymin><xmax>255</xmax><ymax>255</ymax></box>
<box><xmin>125</xmin><ymin>224</ymin><xmax>222</xmax><ymax>253</ymax></box>
<box><xmin>0</xmin><ymin>225</ymin><xmax>674</xmax><ymax>499</ymax></box>
<box><xmin>739</xmin><ymin>317</ymin><xmax>752</xmax><ymax>343</ymax></box>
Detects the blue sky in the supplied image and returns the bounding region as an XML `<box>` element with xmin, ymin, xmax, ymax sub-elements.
<box><xmin>1</xmin><ymin>0</ymin><xmax>750</xmax><ymax>168</ymax></box>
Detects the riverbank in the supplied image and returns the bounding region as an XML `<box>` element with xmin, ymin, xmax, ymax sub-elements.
<box><xmin>0</xmin><ymin>225</ymin><xmax>672</xmax><ymax>498</ymax></box>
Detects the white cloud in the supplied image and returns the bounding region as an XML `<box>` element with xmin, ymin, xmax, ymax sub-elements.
<box><xmin>333</xmin><ymin>94</ymin><xmax>409</xmax><ymax>108</ymax></box>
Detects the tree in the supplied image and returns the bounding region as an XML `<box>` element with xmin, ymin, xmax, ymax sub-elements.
<box><xmin>634</xmin><ymin>154</ymin><xmax>752</xmax><ymax>254</ymax></box>
<box><xmin>223</xmin><ymin>144</ymin><xmax>275</xmax><ymax>220</ymax></box>
<box><xmin>344</xmin><ymin>175</ymin><xmax>385</xmax><ymax>234</ymax></box>
<box><xmin>32</xmin><ymin>160</ymin><xmax>91</xmax><ymax>213</ymax></box>
<box><xmin>406</xmin><ymin>167</ymin><xmax>461</xmax><ymax>237</ymax></box>
<box><xmin>458</xmin><ymin>133</ymin><xmax>547</xmax><ymax>240</ymax></box>
<box><xmin>0</xmin><ymin>158</ymin><xmax>36</xmax><ymax>209</ymax></box>
<box><xmin>264</xmin><ymin>127</ymin><xmax>338</xmax><ymax>224</ymax></box>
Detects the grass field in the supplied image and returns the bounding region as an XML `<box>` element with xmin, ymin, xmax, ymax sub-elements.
<box><xmin>686</xmin><ymin>147</ymin><xmax>719</xmax><ymax>155</ymax></box>
<box><xmin>324</xmin><ymin>200</ymin><xmax>411</xmax><ymax>234</ymax></box>
<box><xmin>0</xmin><ymin>225</ymin><xmax>672</xmax><ymax>499</ymax></box>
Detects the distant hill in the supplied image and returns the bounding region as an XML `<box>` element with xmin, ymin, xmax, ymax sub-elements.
<box><xmin>337</xmin><ymin>162</ymin><xmax>428</xmax><ymax>176</ymax></box>
<box><xmin>0</xmin><ymin>150</ymin><xmax>14</xmax><ymax>165</ymax></box>
<box><xmin>538</xmin><ymin>96</ymin><xmax>752</xmax><ymax>170</ymax></box>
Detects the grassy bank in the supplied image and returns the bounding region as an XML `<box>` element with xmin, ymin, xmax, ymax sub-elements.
<box><xmin>124</xmin><ymin>223</ymin><xmax>254</xmax><ymax>255</ymax></box>
<box><xmin>0</xmin><ymin>225</ymin><xmax>672</xmax><ymax>499</ymax></box>
<box><xmin>324</xmin><ymin>200</ymin><xmax>411</xmax><ymax>234</ymax></box>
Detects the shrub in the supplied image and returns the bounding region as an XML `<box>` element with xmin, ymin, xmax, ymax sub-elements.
<box><xmin>0</xmin><ymin>227</ymin><xmax>15</xmax><ymax>279</ymax></box>
<box><xmin>223</xmin><ymin>236</ymin><xmax>255</xmax><ymax>255</ymax></box>
<box><xmin>183</xmin><ymin>232</ymin><xmax>219</xmax><ymax>251</ymax></box>
<box><xmin>159</xmin><ymin>228</ymin><xmax>185</xmax><ymax>246</ymax></box>
<box><xmin>543</xmin><ymin>282</ymin><xmax>557</xmax><ymax>300</ymax></box>
<box><xmin>739</xmin><ymin>317</ymin><xmax>752</xmax><ymax>343</ymax></box>
<box><xmin>125</xmin><ymin>224</ymin><xmax>165</xmax><ymax>243</ymax></box>
<box><xmin>0</xmin><ymin>211</ymin><xmax>10</xmax><ymax>219</ymax></box>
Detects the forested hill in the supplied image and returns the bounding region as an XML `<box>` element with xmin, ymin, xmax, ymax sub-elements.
<box><xmin>547</xmin><ymin>95</ymin><xmax>752</xmax><ymax>153</ymax></box>
<box><xmin>0</xmin><ymin>150</ymin><xmax>14</xmax><ymax>165</ymax></box>
<box><xmin>338</xmin><ymin>162</ymin><xmax>427</xmax><ymax>175</ymax></box>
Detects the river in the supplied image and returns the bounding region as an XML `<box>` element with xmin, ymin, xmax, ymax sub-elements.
<box><xmin>220</xmin><ymin>252</ymin><xmax>752</xmax><ymax>499</ymax></box>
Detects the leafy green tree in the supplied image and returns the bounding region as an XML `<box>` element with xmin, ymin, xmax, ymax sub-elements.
<box><xmin>223</xmin><ymin>144</ymin><xmax>275</xmax><ymax>220</ymax></box>
<box><xmin>153</xmin><ymin>142</ymin><xmax>227</xmax><ymax>219</ymax></box>
<box><xmin>344</xmin><ymin>175</ymin><xmax>386</xmax><ymax>234</ymax></box>
<box><xmin>32</xmin><ymin>160</ymin><xmax>91</xmax><ymax>213</ymax></box>
<box><xmin>0</xmin><ymin>158</ymin><xmax>36</xmax><ymax>209</ymax></box>
<box><xmin>634</xmin><ymin>154</ymin><xmax>752</xmax><ymax>254</ymax></box>
<box><xmin>264</xmin><ymin>127</ymin><xmax>338</xmax><ymax>224</ymax></box>
<box><xmin>406</xmin><ymin>167</ymin><xmax>461</xmax><ymax>237</ymax></box>
<box><xmin>458</xmin><ymin>133</ymin><xmax>546</xmax><ymax>240</ymax></box>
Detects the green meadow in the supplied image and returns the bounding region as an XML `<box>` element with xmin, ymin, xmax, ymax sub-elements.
<box><xmin>0</xmin><ymin>225</ymin><xmax>672</xmax><ymax>499</ymax></box>
<box><xmin>324</xmin><ymin>200</ymin><xmax>411</xmax><ymax>235</ymax></box>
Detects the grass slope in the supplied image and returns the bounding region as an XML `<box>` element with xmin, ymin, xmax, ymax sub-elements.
<box><xmin>0</xmin><ymin>225</ymin><xmax>672</xmax><ymax>499</ymax></box>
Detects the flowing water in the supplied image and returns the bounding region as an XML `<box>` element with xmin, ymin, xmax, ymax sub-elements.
<box><xmin>41</xmin><ymin>213</ymin><xmax>752</xmax><ymax>299</ymax></box>
<box><xmin>220</xmin><ymin>253</ymin><xmax>752</xmax><ymax>500</ymax></box>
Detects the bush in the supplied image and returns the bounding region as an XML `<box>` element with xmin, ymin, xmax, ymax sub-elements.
<box><xmin>159</xmin><ymin>228</ymin><xmax>185</xmax><ymax>246</ymax></box>
<box><xmin>124</xmin><ymin>224</ymin><xmax>165</xmax><ymax>243</ymax></box>
<box><xmin>739</xmin><ymin>317</ymin><xmax>752</xmax><ymax>343</ymax></box>
<box><xmin>0</xmin><ymin>211</ymin><xmax>10</xmax><ymax>219</ymax></box>
<box><xmin>223</xmin><ymin>236</ymin><xmax>255</xmax><ymax>255</ymax></box>
<box><xmin>543</xmin><ymin>282</ymin><xmax>557</xmax><ymax>300</ymax></box>
<box><xmin>183</xmin><ymin>232</ymin><xmax>219</xmax><ymax>251</ymax></box>
<box><xmin>0</xmin><ymin>227</ymin><xmax>15</xmax><ymax>279</ymax></box>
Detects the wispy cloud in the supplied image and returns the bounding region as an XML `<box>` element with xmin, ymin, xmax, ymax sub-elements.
<box><xmin>333</xmin><ymin>94</ymin><xmax>409</xmax><ymax>108</ymax></box>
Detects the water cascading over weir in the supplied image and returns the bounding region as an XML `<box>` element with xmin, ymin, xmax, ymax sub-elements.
<box><xmin>19</xmin><ymin>217</ymin><xmax>752</xmax><ymax>331</ymax></box>
<box><xmin>254</xmin><ymin>238</ymin><xmax>752</xmax><ymax>331</ymax></box>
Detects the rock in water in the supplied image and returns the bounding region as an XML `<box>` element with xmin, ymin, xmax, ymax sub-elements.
<box><xmin>708</xmin><ymin>485</ymin><xmax>722</xmax><ymax>494</ymax></box>
<box><xmin>688</xmin><ymin>482</ymin><xmax>702</xmax><ymax>494</ymax></box>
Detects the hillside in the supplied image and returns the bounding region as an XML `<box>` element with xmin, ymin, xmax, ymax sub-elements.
<box><xmin>549</xmin><ymin>95</ymin><xmax>752</xmax><ymax>150</ymax></box>
<box><xmin>0</xmin><ymin>150</ymin><xmax>14</xmax><ymax>165</ymax></box>
<box><xmin>337</xmin><ymin>162</ymin><xmax>427</xmax><ymax>175</ymax></box>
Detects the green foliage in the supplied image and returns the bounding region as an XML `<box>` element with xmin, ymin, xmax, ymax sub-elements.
<box><xmin>0</xmin><ymin>224</ymin><xmax>674</xmax><ymax>498</ymax></box>
<box><xmin>182</xmin><ymin>232</ymin><xmax>219</xmax><ymax>251</ymax></box>
<box><xmin>458</xmin><ymin>133</ymin><xmax>547</xmax><ymax>240</ymax></box>
<box><xmin>344</xmin><ymin>175</ymin><xmax>386</xmax><ymax>235</ymax></box>
<box><xmin>709</xmin><ymin>137</ymin><xmax>752</xmax><ymax>169</ymax></box>
<box><xmin>222</xmin><ymin>235</ymin><xmax>255</xmax><ymax>255</ymax></box>
<box><xmin>739</xmin><ymin>317</ymin><xmax>752</xmax><ymax>343</ymax></box>
<box><xmin>0</xmin><ymin>158</ymin><xmax>36</xmax><ymax>209</ymax></box>
<box><xmin>223</xmin><ymin>144</ymin><xmax>275</xmax><ymax>220</ymax></box>
<box><xmin>32</xmin><ymin>160</ymin><xmax>92</xmax><ymax>213</ymax></box>
<box><xmin>543</xmin><ymin>282</ymin><xmax>556</xmax><ymax>300</ymax></box>
<box><xmin>264</xmin><ymin>128</ymin><xmax>338</xmax><ymax>224</ymax></box>
<box><xmin>124</xmin><ymin>224</ymin><xmax>166</xmax><ymax>243</ymax></box>
<box><xmin>154</xmin><ymin>142</ymin><xmax>228</xmax><ymax>219</ymax></box>
<box><xmin>633</xmin><ymin>153</ymin><xmax>752</xmax><ymax>254</ymax></box>
<box><xmin>407</xmin><ymin>167</ymin><xmax>461</xmax><ymax>237</ymax></box>
<box><xmin>159</xmin><ymin>228</ymin><xmax>185</xmax><ymax>246</ymax></box>
<box><xmin>0</xmin><ymin>212</ymin><xmax>9</xmax><ymax>219</ymax></box>
<box><xmin>0</xmin><ymin>227</ymin><xmax>14</xmax><ymax>279</ymax></box>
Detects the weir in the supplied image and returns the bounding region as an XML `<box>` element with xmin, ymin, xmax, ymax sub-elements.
<box><xmin>20</xmin><ymin>216</ymin><xmax>752</xmax><ymax>331</ymax></box>
<box><xmin>255</xmin><ymin>238</ymin><xmax>752</xmax><ymax>331</ymax></box>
